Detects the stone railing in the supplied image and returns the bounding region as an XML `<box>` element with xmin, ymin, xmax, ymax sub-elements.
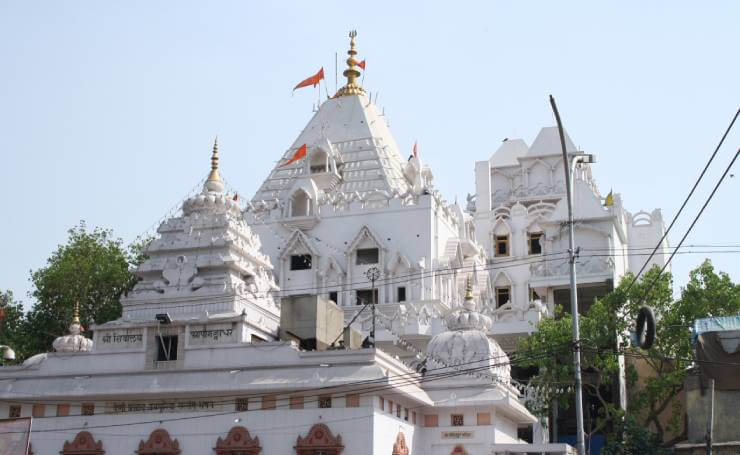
<box><xmin>530</xmin><ymin>256</ymin><xmax>614</xmax><ymax>278</ymax></box>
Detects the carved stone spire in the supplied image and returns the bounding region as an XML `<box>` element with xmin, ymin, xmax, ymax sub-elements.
<box><xmin>52</xmin><ymin>301</ymin><xmax>93</xmax><ymax>353</ymax></box>
<box><xmin>204</xmin><ymin>136</ymin><xmax>225</xmax><ymax>193</ymax></box>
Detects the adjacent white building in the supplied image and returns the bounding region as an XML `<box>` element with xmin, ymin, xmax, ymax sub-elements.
<box><xmin>471</xmin><ymin>131</ymin><xmax>669</xmax><ymax>352</ymax></box>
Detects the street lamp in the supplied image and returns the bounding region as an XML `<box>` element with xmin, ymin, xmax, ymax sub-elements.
<box><xmin>550</xmin><ymin>95</ymin><xmax>594</xmax><ymax>455</ymax></box>
<box><xmin>364</xmin><ymin>266</ymin><xmax>381</xmax><ymax>348</ymax></box>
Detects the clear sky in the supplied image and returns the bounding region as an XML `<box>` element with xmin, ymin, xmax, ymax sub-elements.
<box><xmin>1</xmin><ymin>1</ymin><xmax>738</xmax><ymax>308</ymax></box>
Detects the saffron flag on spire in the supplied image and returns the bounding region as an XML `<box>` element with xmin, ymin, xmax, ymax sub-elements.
<box><xmin>358</xmin><ymin>60</ymin><xmax>366</xmax><ymax>70</ymax></box>
<box><xmin>293</xmin><ymin>68</ymin><xmax>324</xmax><ymax>90</ymax></box>
<box><xmin>281</xmin><ymin>144</ymin><xmax>308</xmax><ymax>167</ymax></box>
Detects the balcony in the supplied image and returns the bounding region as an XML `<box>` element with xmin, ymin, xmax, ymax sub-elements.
<box><xmin>486</xmin><ymin>301</ymin><xmax>549</xmax><ymax>352</ymax></box>
<box><xmin>529</xmin><ymin>256</ymin><xmax>614</xmax><ymax>287</ymax></box>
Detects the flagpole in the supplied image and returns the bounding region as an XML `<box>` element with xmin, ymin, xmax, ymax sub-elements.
<box><xmin>335</xmin><ymin>52</ymin><xmax>338</xmax><ymax>93</ymax></box>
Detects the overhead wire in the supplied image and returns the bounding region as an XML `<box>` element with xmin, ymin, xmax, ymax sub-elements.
<box><xmin>624</xmin><ymin>106</ymin><xmax>740</xmax><ymax>293</ymax></box>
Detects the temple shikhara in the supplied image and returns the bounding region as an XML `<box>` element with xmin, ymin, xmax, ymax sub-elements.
<box><xmin>0</xmin><ymin>33</ymin><xmax>668</xmax><ymax>455</ymax></box>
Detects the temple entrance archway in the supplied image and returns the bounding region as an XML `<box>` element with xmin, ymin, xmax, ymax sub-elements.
<box><xmin>136</xmin><ymin>429</ymin><xmax>180</xmax><ymax>455</ymax></box>
<box><xmin>61</xmin><ymin>431</ymin><xmax>104</xmax><ymax>454</ymax></box>
<box><xmin>294</xmin><ymin>423</ymin><xmax>344</xmax><ymax>455</ymax></box>
<box><xmin>214</xmin><ymin>426</ymin><xmax>262</xmax><ymax>454</ymax></box>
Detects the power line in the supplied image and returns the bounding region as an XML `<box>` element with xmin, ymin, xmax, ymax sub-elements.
<box><xmin>625</xmin><ymin>106</ymin><xmax>740</xmax><ymax>293</ymax></box>
<box><xmin>633</xmin><ymin>147</ymin><xmax>739</xmax><ymax>307</ymax></box>
<box><xmin>0</xmin><ymin>348</ymin><xmax>563</xmax><ymax>434</ymax></box>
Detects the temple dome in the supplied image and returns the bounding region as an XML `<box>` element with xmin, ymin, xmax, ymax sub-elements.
<box><xmin>425</xmin><ymin>278</ymin><xmax>510</xmax><ymax>381</ymax></box>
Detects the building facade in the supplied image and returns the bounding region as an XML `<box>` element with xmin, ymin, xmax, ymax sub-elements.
<box><xmin>472</xmin><ymin>132</ymin><xmax>669</xmax><ymax>352</ymax></box>
<box><xmin>0</xmin><ymin>146</ymin><xmax>571</xmax><ymax>454</ymax></box>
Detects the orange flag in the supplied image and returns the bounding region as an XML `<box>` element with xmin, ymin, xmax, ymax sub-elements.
<box><xmin>293</xmin><ymin>68</ymin><xmax>324</xmax><ymax>90</ymax></box>
<box><xmin>358</xmin><ymin>60</ymin><xmax>366</xmax><ymax>70</ymax></box>
<box><xmin>281</xmin><ymin>144</ymin><xmax>308</xmax><ymax>167</ymax></box>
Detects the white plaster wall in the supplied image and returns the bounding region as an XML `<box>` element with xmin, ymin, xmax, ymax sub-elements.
<box><xmin>252</xmin><ymin>196</ymin><xmax>446</xmax><ymax>306</ymax></box>
<box><xmin>373</xmin><ymin>411</ymin><xmax>417</xmax><ymax>454</ymax></box>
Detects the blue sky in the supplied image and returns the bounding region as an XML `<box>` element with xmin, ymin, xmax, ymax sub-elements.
<box><xmin>1</xmin><ymin>1</ymin><xmax>738</xmax><ymax>307</ymax></box>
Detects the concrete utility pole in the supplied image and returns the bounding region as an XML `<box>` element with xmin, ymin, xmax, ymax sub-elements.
<box><xmin>365</xmin><ymin>266</ymin><xmax>381</xmax><ymax>347</ymax></box>
<box><xmin>706</xmin><ymin>378</ymin><xmax>715</xmax><ymax>455</ymax></box>
<box><xmin>550</xmin><ymin>95</ymin><xmax>594</xmax><ymax>455</ymax></box>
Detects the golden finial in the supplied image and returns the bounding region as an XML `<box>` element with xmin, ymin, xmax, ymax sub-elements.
<box><xmin>465</xmin><ymin>274</ymin><xmax>474</xmax><ymax>301</ymax></box>
<box><xmin>207</xmin><ymin>136</ymin><xmax>221</xmax><ymax>183</ymax></box>
<box><xmin>73</xmin><ymin>300</ymin><xmax>81</xmax><ymax>325</ymax></box>
<box><xmin>334</xmin><ymin>30</ymin><xmax>366</xmax><ymax>98</ymax></box>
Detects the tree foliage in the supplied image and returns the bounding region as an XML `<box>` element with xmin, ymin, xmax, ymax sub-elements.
<box><xmin>22</xmin><ymin>222</ymin><xmax>145</xmax><ymax>358</ymax></box>
<box><xmin>517</xmin><ymin>260</ymin><xmax>740</xmax><ymax>448</ymax></box>
<box><xmin>0</xmin><ymin>290</ymin><xmax>29</xmax><ymax>363</ymax></box>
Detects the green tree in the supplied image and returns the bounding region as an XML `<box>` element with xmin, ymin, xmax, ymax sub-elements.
<box><xmin>517</xmin><ymin>261</ymin><xmax>740</xmax><ymax>448</ymax></box>
<box><xmin>0</xmin><ymin>290</ymin><xmax>29</xmax><ymax>364</ymax></box>
<box><xmin>629</xmin><ymin>260</ymin><xmax>740</xmax><ymax>445</ymax></box>
<box><xmin>23</xmin><ymin>222</ymin><xmax>145</xmax><ymax>358</ymax></box>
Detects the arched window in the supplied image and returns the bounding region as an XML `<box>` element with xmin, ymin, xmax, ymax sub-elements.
<box><xmin>136</xmin><ymin>429</ymin><xmax>180</xmax><ymax>455</ymax></box>
<box><xmin>294</xmin><ymin>423</ymin><xmax>344</xmax><ymax>455</ymax></box>
<box><xmin>61</xmin><ymin>431</ymin><xmax>104</xmax><ymax>455</ymax></box>
<box><xmin>291</xmin><ymin>189</ymin><xmax>313</xmax><ymax>217</ymax></box>
<box><xmin>214</xmin><ymin>426</ymin><xmax>261</xmax><ymax>454</ymax></box>
<box><xmin>391</xmin><ymin>432</ymin><xmax>409</xmax><ymax>455</ymax></box>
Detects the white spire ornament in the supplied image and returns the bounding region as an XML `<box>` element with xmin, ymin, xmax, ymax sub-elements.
<box><xmin>53</xmin><ymin>301</ymin><xmax>93</xmax><ymax>353</ymax></box>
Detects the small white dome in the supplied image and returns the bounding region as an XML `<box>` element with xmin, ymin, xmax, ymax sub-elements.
<box><xmin>425</xmin><ymin>281</ymin><xmax>510</xmax><ymax>381</ymax></box>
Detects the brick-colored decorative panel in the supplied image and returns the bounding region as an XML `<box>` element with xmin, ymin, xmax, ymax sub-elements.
<box><xmin>424</xmin><ymin>414</ymin><xmax>438</xmax><ymax>427</ymax></box>
<box><xmin>57</xmin><ymin>404</ymin><xmax>70</xmax><ymax>417</ymax></box>
<box><xmin>290</xmin><ymin>395</ymin><xmax>304</xmax><ymax>409</ymax></box>
<box><xmin>477</xmin><ymin>412</ymin><xmax>491</xmax><ymax>426</ymax></box>
<box><xmin>345</xmin><ymin>394</ymin><xmax>360</xmax><ymax>408</ymax></box>
<box><xmin>32</xmin><ymin>404</ymin><xmax>45</xmax><ymax>418</ymax></box>
<box><xmin>261</xmin><ymin>395</ymin><xmax>276</xmax><ymax>410</ymax></box>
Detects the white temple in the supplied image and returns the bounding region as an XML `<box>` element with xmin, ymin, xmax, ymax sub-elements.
<box><xmin>0</xmin><ymin>139</ymin><xmax>571</xmax><ymax>454</ymax></box>
<box><xmin>0</xmin><ymin>32</ymin><xmax>670</xmax><ymax>454</ymax></box>
<box><xmin>246</xmin><ymin>33</ymin><xmax>488</xmax><ymax>360</ymax></box>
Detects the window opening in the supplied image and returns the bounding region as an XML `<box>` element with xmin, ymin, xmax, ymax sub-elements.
<box><xmin>451</xmin><ymin>414</ymin><xmax>464</xmax><ymax>426</ymax></box>
<box><xmin>291</xmin><ymin>190</ymin><xmax>312</xmax><ymax>217</ymax></box>
<box><xmin>235</xmin><ymin>398</ymin><xmax>249</xmax><ymax>412</ymax></box>
<box><xmin>528</xmin><ymin>232</ymin><xmax>543</xmax><ymax>255</ymax></box>
<box><xmin>290</xmin><ymin>254</ymin><xmax>312</xmax><ymax>270</ymax></box>
<box><xmin>356</xmin><ymin>289</ymin><xmax>377</xmax><ymax>305</ymax></box>
<box><xmin>495</xmin><ymin>235</ymin><xmax>509</xmax><ymax>257</ymax></box>
<box><xmin>355</xmin><ymin>248</ymin><xmax>379</xmax><ymax>265</ymax></box>
<box><xmin>156</xmin><ymin>335</ymin><xmax>178</xmax><ymax>361</ymax></box>
<box><xmin>397</xmin><ymin>286</ymin><xmax>406</xmax><ymax>302</ymax></box>
<box><xmin>328</xmin><ymin>291</ymin><xmax>338</xmax><ymax>304</ymax></box>
<box><xmin>496</xmin><ymin>287</ymin><xmax>510</xmax><ymax>308</ymax></box>
<box><xmin>318</xmin><ymin>396</ymin><xmax>332</xmax><ymax>408</ymax></box>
